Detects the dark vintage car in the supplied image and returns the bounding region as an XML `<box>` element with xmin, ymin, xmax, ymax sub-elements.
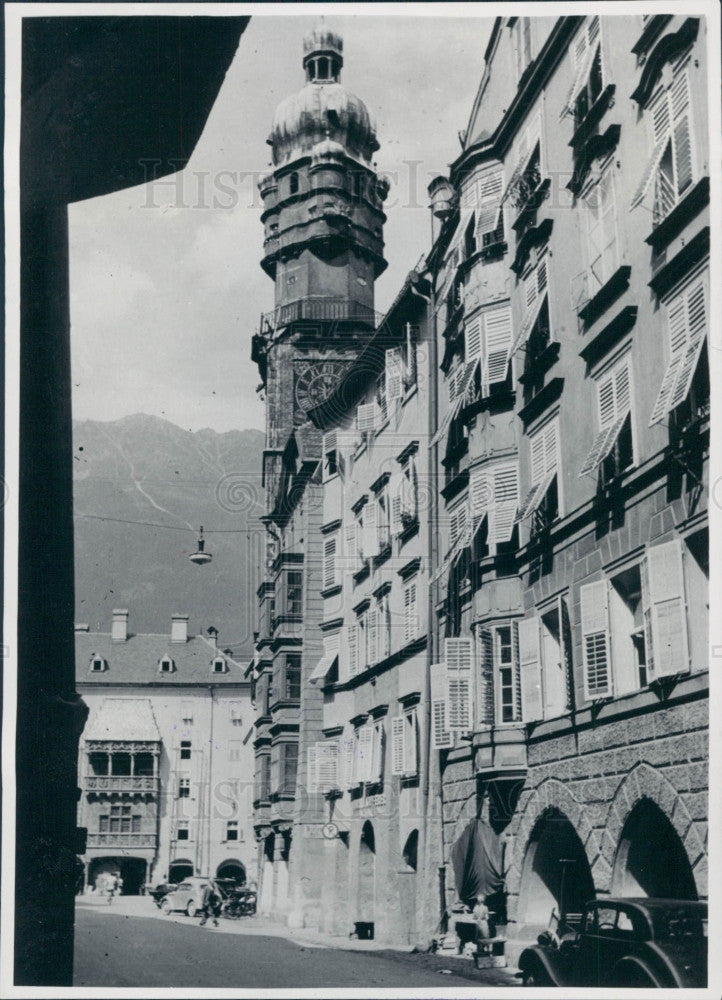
<box><xmin>518</xmin><ymin>898</ymin><xmax>707</xmax><ymax>988</ymax></box>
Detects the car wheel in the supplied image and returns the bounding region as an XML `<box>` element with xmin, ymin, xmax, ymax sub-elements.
<box><xmin>522</xmin><ymin>960</ymin><xmax>553</xmax><ymax>986</ymax></box>
<box><xmin>160</xmin><ymin>898</ymin><xmax>171</xmax><ymax>915</ymax></box>
<box><xmin>610</xmin><ymin>958</ymin><xmax>665</xmax><ymax>988</ymax></box>
<box><xmin>187</xmin><ymin>901</ymin><xmax>197</xmax><ymax>918</ymax></box>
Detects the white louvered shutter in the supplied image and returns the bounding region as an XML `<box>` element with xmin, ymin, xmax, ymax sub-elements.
<box><xmin>476</xmin><ymin>170</ymin><xmax>504</xmax><ymax>239</ymax></box>
<box><xmin>385</xmin><ymin>348</ymin><xmax>405</xmax><ymax>404</ymax></box>
<box><xmin>650</xmin><ymin>277</ymin><xmax>707</xmax><ymax>425</ymax></box>
<box><xmin>489</xmin><ymin>462</ymin><xmax>519</xmax><ymax>544</ymax></box>
<box><xmin>667</xmin><ymin>278</ymin><xmax>707</xmax><ymax>412</ymax></box>
<box><xmin>356</xmin><ymin>403</ymin><xmax>377</xmax><ymax>432</ymax></box>
<box><xmin>631</xmin><ymin>86</ymin><xmax>672</xmax><ymax>209</ymax></box>
<box><xmin>316</xmin><ymin>740</ymin><xmax>339</xmax><ymax>792</ymax></box>
<box><xmin>323</xmin><ymin>536</ymin><xmax>337</xmax><ymax>589</ymax></box>
<box><xmin>465</xmin><ymin>315</ymin><xmax>483</xmax><ymax>364</ymax></box>
<box><xmin>370</xmin><ymin>722</ymin><xmax>384</xmax><ymax>784</ymax></box>
<box><xmin>340</xmin><ymin>729</ymin><xmax>356</xmax><ymax>788</ymax></box>
<box><xmin>403</xmin><ymin>581</ymin><xmax>418</xmax><ymax>644</ymax></box>
<box><xmin>517</xmin><ymin>617</ymin><xmax>543</xmax><ymax>722</ymax></box>
<box><xmin>484</xmin><ymin>305</ymin><xmax>513</xmax><ymax>387</ymax></box>
<box><xmin>449</xmin><ymin>501</ymin><xmax>466</xmax><ymax>548</ymax></box>
<box><xmin>404</xmin><ymin>710</ymin><xmax>419</xmax><ymax>774</ymax></box>
<box><xmin>367</xmin><ymin>606</ymin><xmax>378</xmax><ymax>667</ymax></box>
<box><xmin>671</xmin><ymin>66</ymin><xmax>693</xmax><ymax>197</ymax></box>
<box><xmin>646</xmin><ymin>540</ymin><xmax>690</xmax><ymax>677</ymax></box>
<box><xmin>344</xmin><ymin>519</ymin><xmax>359</xmax><ymax>573</ymax></box>
<box><xmin>391</xmin><ymin>716</ymin><xmax>405</xmax><ymax>775</ymax></box>
<box><xmin>430</xmin><ymin>662</ymin><xmax>453</xmax><ymax>749</ymax></box>
<box><xmin>356</xmin><ymin>722</ymin><xmax>374</xmax><ymax>783</ymax></box>
<box><xmin>307</xmin><ymin>746</ymin><xmax>318</xmax><ymax>793</ymax></box>
<box><xmin>580</xmin><ymin>359</ymin><xmax>631</xmax><ymax>477</ymax></box>
<box><xmin>390</xmin><ymin>473</ymin><xmax>404</xmax><ymax>534</ymax></box>
<box><xmin>476</xmin><ymin>627</ymin><xmax>495</xmax><ymax>727</ymax></box>
<box><xmin>445</xmin><ymin>638</ymin><xmax>474</xmax><ymax>731</ymax></box>
<box><xmin>470</xmin><ymin>466</ymin><xmax>490</xmax><ymax>526</ymax></box>
<box><xmin>362</xmin><ymin>503</ymin><xmax>378</xmax><ymax>560</ymax></box>
<box><xmin>402</xmin><ymin>457</ymin><xmax>418</xmax><ymax>519</ymax></box>
<box><xmin>347</xmin><ymin>623</ymin><xmax>359</xmax><ymax>678</ymax></box>
<box><xmin>581</xmin><ymin>580</ymin><xmax>613</xmax><ymax>699</ymax></box>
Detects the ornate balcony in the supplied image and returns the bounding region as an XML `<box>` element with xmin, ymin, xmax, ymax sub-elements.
<box><xmin>84</xmin><ymin>775</ymin><xmax>159</xmax><ymax>795</ymax></box>
<box><xmin>86</xmin><ymin>832</ymin><xmax>157</xmax><ymax>849</ymax></box>
<box><xmin>262</xmin><ymin>297</ymin><xmax>380</xmax><ymax>331</ymax></box>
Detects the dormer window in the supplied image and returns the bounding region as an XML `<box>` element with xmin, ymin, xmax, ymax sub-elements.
<box><xmin>90</xmin><ymin>656</ymin><xmax>106</xmax><ymax>673</ymax></box>
<box><xmin>212</xmin><ymin>657</ymin><xmax>227</xmax><ymax>674</ymax></box>
<box><xmin>159</xmin><ymin>656</ymin><xmax>175</xmax><ymax>673</ymax></box>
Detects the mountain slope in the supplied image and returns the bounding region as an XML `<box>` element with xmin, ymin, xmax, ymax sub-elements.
<box><xmin>73</xmin><ymin>414</ymin><xmax>265</xmax><ymax>654</ymax></box>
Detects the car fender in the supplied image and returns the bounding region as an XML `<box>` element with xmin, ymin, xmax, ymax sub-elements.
<box><xmin>518</xmin><ymin>945</ymin><xmax>567</xmax><ymax>986</ymax></box>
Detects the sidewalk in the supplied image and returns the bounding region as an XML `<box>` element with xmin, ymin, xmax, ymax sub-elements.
<box><xmin>76</xmin><ymin>895</ymin><xmax>519</xmax><ymax>985</ymax></box>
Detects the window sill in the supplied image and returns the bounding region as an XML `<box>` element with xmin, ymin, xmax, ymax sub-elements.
<box><xmin>320</xmin><ymin>583</ymin><xmax>342</xmax><ymax>600</ymax></box>
<box><xmin>457</xmin><ymin>241</ymin><xmax>508</xmax><ymax>277</ymax></box>
<box><xmin>579</xmin><ymin>305</ymin><xmax>638</xmax><ymax>368</ymax></box>
<box><xmin>352</xmin><ymin>562</ymin><xmax>371</xmax><ymax>586</ymax></box>
<box><xmin>441</xmin><ymin>438</ymin><xmax>469</xmax><ymax>470</ymax></box>
<box><xmin>398</xmin><ymin>517</ymin><xmax>420</xmax><ymax>545</ymax></box>
<box><xmin>510</xmin><ymin>217</ymin><xmax>553</xmax><ymax>276</ymax></box>
<box><xmin>440</xmin><ymin>468</ymin><xmax>469</xmax><ymax>503</ymax></box>
<box><xmin>631</xmin><ymin>13</ymin><xmax>672</xmax><ymax>55</ymax></box>
<box><xmin>645</xmin><ymin>177</ymin><xmax>709</xmax><ymax>254</ymax></box>
<box><xmin>372</xmin><ymin>543</ymin><xmax>392</xmax><ymax>569</ymax></box>
<box><xmin>569</xmin><ymin>85</ymin><xmax>616</xmax><ymax>152</ymax></box>
<box><xmin>462</xmin><ymin>385</ymin><xmax>516</xmax><ymax>420</ymax></box>
<box><xmin>567</xmin><ymin>124</ymin><xmax>621</xmax><ymax>197</ymax></box>
<box><xmin>511</xmin><ymin>178</ymin><xmax>551</xmax><ymax>234</ymax></box>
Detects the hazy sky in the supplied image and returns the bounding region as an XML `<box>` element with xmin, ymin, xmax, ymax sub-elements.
<box><xmin>69</xmin><ymin>14</ymin><xmax>492</xmax><ymax>433</ymax></box>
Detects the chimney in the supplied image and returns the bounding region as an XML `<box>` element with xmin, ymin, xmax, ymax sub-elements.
<box><xmin>171</xmin><ymin>614</ymin><xmax>189</xmax><ymax>644</ymax></box>
<box><xmin>207</xmin><ymin>626</ymin><xmax>218</xmax><ymax>648</ymax></box>
<box><xmin>111</xmin><ymin>609</ymin><xmax>129</xmax><ymax>642</ymax></box>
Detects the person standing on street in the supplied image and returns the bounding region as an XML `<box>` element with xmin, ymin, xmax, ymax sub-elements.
<box><xmin>106</xmin><ymin>873</ymin><xmax>118</xmax><ymax>905</ymax></box>
<box><xmin>198</xmin><ymin>880</ymin><xmax>222</xmax><ymax>927</ymax></box>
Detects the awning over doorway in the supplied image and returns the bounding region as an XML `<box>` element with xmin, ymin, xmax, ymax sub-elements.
<box><xmin>450</xmin><ymin>818</ymin><xmax>504</xmax><ymax>905</ymax></box>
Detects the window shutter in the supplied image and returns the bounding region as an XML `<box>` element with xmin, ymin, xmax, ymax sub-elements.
<box><xmin>391</xmin><ymin>716</ymin><xmax>405</xmax><ymax>775</ymax></box>
<box><xmin>340</xmin><ymin>729</ymin><xmax>356</xmax><ymax>789</ymax></box>
<box><xmin>307</xmin><ymin>746</ymin><xmax>318</xmax><ymax>793</ymax></box>
<box><xmin>445</xmin><ymin>638</ymin><xmax>474</xmax><ymax>731</ymax></box>
<box><xmin>631</xmin><ymin>86</ymin><xmax>672</xmax><ymax>209</ymax></box>
<box><xmin>640</xmin><ymin>556</ymin><xmax>655</xmax><ymax>679</ymax></box>
<box><xmin>404</xmin><ymin>710</ymin><xmax>419</xmax><ymax>774</ymax></box>
<box><xmin>430</xmin><ymin>662</ymin><xmax>453</xmax><ymax>749</ymax></box>
<box><xmin>517</xmin><ymin>616</ymin><xmax>543</xmax><ymax>722</ymax></box>
<box><xmin>390</xmin><ymin>473</ymin><xmax>404</xmax><ymax>534</ymax></box>
<box><xmin>356</xmin><ymin>403</ymin><xmax>377</xmax><ymax>432</ymax></box>
<box><xmin>476</xmin><ymin>627</ymin><xmax>495</xmax><ymax>727</ymax></box>
<box><xmin>530</xmin><ymin>423</ymin><xmax>547</xmax><ymax>484</ymax></box>
<box><xmin>404</xmin><ymin>582</ymin><xmax>418</xmax><ymax>644</ymax></box>
<box><xmin>667</xmin><ymin>279</ymin><xmax>707</xmax><ymax>413</ymax></box>
<box><xmin>347</xmin><ymin>623</ymin><xmax>359</xmax><ymax>678</ymax></box>
<box><xmin>405</xmin><ymin>324</ymin><xmax>419</xmax><ymax>386</ymax></box>
<box><xmin>484</xmin><ymin>305</ymin><xmax>513</xmax><ymax>386</ymax></box>
<box><xmin>362</xmin><ymin>503</ymin><xmax>378</xmax><ymax>560</ymax></box>
<box><xmin>370</xmin><ymin>722</ymin><xmax>384</xmax><ymax>784</ymax></box>
<box><xmin>323</xmin><ymin>537</ymin><xmax>337</xmax><ymax>590</ymax></box>
<box><xmin>402</xmin><ymin>458</ymin><xmax>418</xmax><ymax>519</ymax></box>
<box><xmin>489</xmin><ymin>462</ymin><xmax>519</xmax><ymax>544</ymax></box>
<box><xmin>671</xmin><ymin>67</ymin><xmax>693</xmax><ymax>196</ymax></box>
<box><xmin>356</xmin><ymin>722</ymin><xmax>374</xmax><ymax>783</ymax></box>
<box><xmin>476</xmin><ymin>171</ymin><xmax>504</xmax><ymax>238</ymax></box>
<box><xmin>470</xmin><ymin>466</ymin><xmax>489</xmax><ymax>526</ymax></box>
<box><xmin>646</xmin><ymin>539</ymin><xmax>690</xmax><ymax>677</ymax></box>
<box><xmin>316</xmin><ymin>740</ymin><xmax>339</xmax><ymax>792</ymax></box>
<box><xmin>465</xmin><ymin>316</ymin><xmax>483</xmax><ymax>364</ymax></box>
<box><xmin>344</xmin><ymin>519</ymin><xmax>358</xmax><ymax>573</ymax></box>
<box><xmin>581</xmin><ymin>580</ymin><xmax>613</xmax><ymax>699</ymax></box>
<box><xmin>367</xmin><ymin>606</ymin><xmax>378</xmax><ymax>666</ymax></box>
<box><xmin>385</xmin><ymin>348</ymin><xmax>405</xmax><ymax>403</ymax></box>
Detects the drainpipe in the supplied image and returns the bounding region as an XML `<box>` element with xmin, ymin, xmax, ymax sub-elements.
<box><xmin>206</xmin><ymin>686</ymin><xmax>215</xmax><ymax>877</ymax></box>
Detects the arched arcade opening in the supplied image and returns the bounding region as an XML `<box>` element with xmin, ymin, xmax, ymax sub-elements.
<box><xmin>612</xmin><ymin>799</ymin><xmax>697</xmax><ymax>900</ymax></box>
<box><xmin>517</xmin><ymin>808</ymin><xmax>595</xmax><ymax>928</ymax></box>
<box><xmin>168</xmin><ymin>859</ymin><xmax>194</xmax><ymax>884</ymax></box>
<box><xmin>216</xmin><ymin>860</ymin><xmax>246</xmax><ymax>885</ymax></box>
<box><xmin>356</xmin><ymin>821</ymin><xmax>376</xmax><ymax>939</ymax></box>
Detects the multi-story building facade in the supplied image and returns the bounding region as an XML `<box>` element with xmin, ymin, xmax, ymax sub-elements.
<box><xmin>251</xmin><ymin>24</ymin><xmax>389</xmax><ymax>925</ymax></box>
<box><xmin>251</xmin><ymin>13</ymin><xmax>710</xmax><ymax>957</ymax></box>
<box><xmin>427</xmin><ymin>12</ymin><xmax>709</xmax><ymax>955</ymax></box>
<box><xmin>76</xmin><ymin>610</ymin><xmax>254</xmax><ymax>892</ymax></box>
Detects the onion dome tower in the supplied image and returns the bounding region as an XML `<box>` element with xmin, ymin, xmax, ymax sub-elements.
<box><xmin>259</xmin><ymin>23</ymin><xmax>388</xmax><ymax>324</ymax></box>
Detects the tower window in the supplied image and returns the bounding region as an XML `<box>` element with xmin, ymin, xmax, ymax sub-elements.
<box><xmin>180</xmin><ymin>740</ymin><xmax>191</xmax><ymax>761</ymax></box>
<box><xmin>177</xmin><ymin>821</ymin><xmax>189</xmax><ymax>841</ymax></box>
<box><xmin>289</xmin><ymin>172</ymin><xmax>299</xmax><ymax>196</ymax></box>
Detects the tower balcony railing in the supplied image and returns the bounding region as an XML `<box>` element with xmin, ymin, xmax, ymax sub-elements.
<box><xmin>84</xmin><ymin>775</ymin><xmax>159</xmax><ymax>794</ymax></box>
<box><xmin>86</xmin><ymin>832</ymin><xmax>157</xmax><ymax>849</ymax></box>
<box><xmin>262</xmin><ymin>297</ymin><xmax>381</xmax><ymax>331</ymax></box>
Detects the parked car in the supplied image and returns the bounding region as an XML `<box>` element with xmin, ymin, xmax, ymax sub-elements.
<box><xmin>148</xmin><ymin>883</ymin><xmax>173</xmax><ymax>907</ymax></box>
<box><xmin>518</xmin><ymin>898</ymin><xmax>707</xmax><ymax>988</ymax></box>
<box><xmin>160</xmin><ymin>877</ymin><xmax>214</xmax><ymax>917</ymax></box>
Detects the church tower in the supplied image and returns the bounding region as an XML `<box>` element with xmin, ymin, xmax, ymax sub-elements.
<box><xmin>251</xmin><ymin>25</ymin><xmax>388</xmax><ymax>927</ymax></box>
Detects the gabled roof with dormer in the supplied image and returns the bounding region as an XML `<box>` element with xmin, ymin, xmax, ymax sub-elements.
<box><xmin>76</xmin><ymin>630</ymin><xmax>249</xmax><ymax>687</ymax></box>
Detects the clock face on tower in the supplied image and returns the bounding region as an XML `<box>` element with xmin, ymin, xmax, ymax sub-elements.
<box><xmin>294</xmin><ymin>360</ymin><xmax>350</xmax><ymax>414</ymax></box>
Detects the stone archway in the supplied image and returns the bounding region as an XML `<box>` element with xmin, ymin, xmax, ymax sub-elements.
<box><xmin>356</xmin><ymin>821</ymin><xmax>376</xmax><ymax>938</ymax></box>
<box><xmin>612</xmin><ymin>799</ymin><xmax>697</xmax><ymax>900</ymax></box>
<box><xmin>516</xmin><ymin>808</ymin><xmax>596</xmax><ymax>927</ymax></box>
<box><xmin>168</xmin><ymin>859</ymin><xmax>194</xmax><ymax>884</ymax></box>
<box><xmin>604</xmin><ymin>762</ymin><xmax>706</xmax><ymax>899</ymax></box>
<box><xmin>216</xmin><ymin>860</ymin><xmax>246</xmax><ymax>885</ymax></box>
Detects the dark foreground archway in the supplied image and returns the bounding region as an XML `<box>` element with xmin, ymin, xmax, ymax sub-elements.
<box><xmin>612</xmin><ymin>798</ymin><xmax>697</xmax><ymax>900</ymax></box>
<box><xmin>216</xmin><ymin>860</ymin><xmax>246</xmax><ymax>884</ymax></box>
